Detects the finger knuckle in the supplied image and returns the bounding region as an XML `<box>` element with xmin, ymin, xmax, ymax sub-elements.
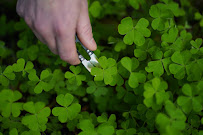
<box><xmin>59</xmin><ymin>53</ymin><xmax>72</xmax><ymax>62</ymax></box>
<box><xmin>53</xmin><ymin>22</ymin><xmax>67</xmax><ymax>37</ymax></box>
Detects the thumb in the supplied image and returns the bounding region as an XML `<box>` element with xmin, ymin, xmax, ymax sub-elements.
<box><xmin>77</xmin><ymin>0</ymin><xmax>97</xmax><ymax>51</ymax></box>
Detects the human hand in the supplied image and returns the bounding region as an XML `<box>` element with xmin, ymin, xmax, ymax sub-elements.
<box><xmin>16</xmin><ymin>0</ymin><xmax>97</xmax><ymax>65</ymax></box>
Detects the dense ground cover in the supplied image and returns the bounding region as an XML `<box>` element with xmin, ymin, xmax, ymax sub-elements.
<box><xmin>0</xmin><ymin>0</ymin><xmax>203</xmax><ymax>134</ymax></box>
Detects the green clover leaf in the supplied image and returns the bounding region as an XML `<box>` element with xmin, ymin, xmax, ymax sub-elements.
<box><xmin>9</xmin><ymin>128</ymin><xmax>18</xmax><ymax>135</ymax></box>
<box><xmin>177</xmin><ymin>84</ymin><xmax>202</xmax><ymax>114</ymax></box>
<box><xmin>0</xmin><ymin>65</ymin><xmax>15</xmax><ymax>86</ymax></box>
<box><xmin>114</xmin><ymin>41</ymin><xmax>127</xmax><ymax>52</ymax></box>
<box><xmin>65</xmin><ymin>66</ymin><xmax>86</xmax><ymax>86</ymax></box>
<box><xmin>120</xmin><ymin>57</ymin><xmax>146</xmax><ymax>88</ymax></box>
<box><xmin>52</xmin><ymin>93</ymin><xmax>81</xmax><ymax>123</ymax></box>
<box><xmin>169</xmin><ymin>51</ymin><xmax>192</xmax><ymax>79</ymax></box>
<box><xmin>144</xmin><ymin>78</ymin><xmax>169</xmax><ymax>108</ymax></box>
<box><xmin>161</xmin><ymin>27</ymin><xmax>179</xmax><ymax>43</ymax></box>
<box><xmin>78</xmin><ymin>119</ymin><xmax>97</xmax><ymax>135</ymax></box>
<box><xmin>109</xmin><ymin>73</ymin><xmax>124</xmax><ymax>86</ymax></box>
<box><xmin>162</xmin><ymin>30</ymin><xmax>192</xmax><ymax>57</ymax></box>
<box><xmin>128</xmin><ymin>72</ymin><xmax>146</xmax><ymax>88</ymax></box>
<box><xmin>97</xmin><ymin>124</ymin><xmax>115</xmax><ymax>135</ymax></box>
<box><xmin>12</xmin><ymin>58</ymin><xmax>34</xmax><ymax>76</ymax></box>
<box><xmin>91</xmin><ymin>56</ymin><xmax>117</xmax><ymax>85</ymax></box>
<box><xmin>190</xmin><ymin>38</ymin><xmax>203</xmax><ymax>54</ymax></box>
<box><xmin>186</xmin><ymin>59</ymin><xmax>203</xmax><ymax>81</ymax></box>
<box><xmin>12</xmin><ymin>58</ymin><xmax>25</xmax><ymax>72</ymax></box>
<box><xmin>86</xmin><ymin>81</ymin><xmax>108</xmax><ymax>97</ymax></box>
<box><xmin>162</xmin><ymin>1</ymin><xmax>185</xmax><ymax>17</ymax></box>
<box><xmin>194</xmin><ymin>12</ymin><xmax>203</xmax><ymax>27</ymax></box>
<box><xmin>0</xmin><ymin>41</ymin><xmax>11</xmax><ymax>58</ymax></box>
<box><xmin>78</xmin><ymin>119</ymin><xmax>115</xmax><ymax>135</ymax></box>
<box><xmin>28</xmin><ymin>69</ymin><xmax>52</xmax><ymax>94</ymax></box>
<box><xmin>156</xmin><ymin>100</ymin><xmax>186</xmax><ymax>135</ymax></box>
<box><xmin>0</xmin><ymin>89</ymin><xmax>23</xmax><ymax>117</ymax></box>
<box><xmin>121</xmin><ymin>57</ymin><xmax>139</xmax><ymax>72</ymax></box>
<box><xmin>22</xmin><ymin>102</ymin><xmax>51</xmax><ymax>132</ymax></box>
<box><xmin>129</xmin><ymin>0</ymin><xmax>142</xmax><ymax>10</ymax></box>
<box><xmin>21</xmin><ymin>130</ymin><xmax>41</xmax><ymax>135</ymax></box>
<box><xmin>17</xmin><ymin>40</ymin><xmax>39</xmax><ymax>61</ymax></box>
<box><xmin>116</xmin><ymin>86</ymin><xmax>126</xmax><ymax>99</ymax></box>
<box><xmin>134</xmin><ymin>38</ymin><xmax>156</xmax><ymax>61</ymax></box>
<box><xmin>116</xmin><ymin>120</ymin><xmax>136</xmax><ymax>135</ymax></box>
<box><xmin>97</xmin><ymin>114</ymin><xmax>117</xmax><ymax>128</ymax></box>
<box><xmin>118</xmin><ymin>17</ymin><xmax>151</xmax><ymax>46</ymax></box>
<box><xmin>149</xmin><ymin>3</ymin><xmax>174</xmax><ymax>31</ymax></box>
<box><xmin>145</xmin><ymin>51</ymin><xmax>171</xmax><ymax>77</ymax></box>
<box><xmin>89</xmin><ymin>1</ymin><xmax>102</xmax><ymax>18</ymax></box>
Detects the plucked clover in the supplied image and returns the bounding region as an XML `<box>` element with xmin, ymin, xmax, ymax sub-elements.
<box><xmin>190</xmin><ymin>38</ymin><xmax>203</xmax><ymax>54</ymax></box>
<box><xmin>118</xmin><ymin>17</ymin><xmax>151</xmax><ymax>46</ymax></box>
<box><xmin>149</xmin><ymin>3</ymin><xmax>174</xmax><ymax>31</ymax></box>
<box><xmin>169</xmin><ymin>50</ymin><xmax>192</xmax><ymax>79</ymax></box>
<box><xmin>143</xmin><ymin>78</ymin><xmax>169</xmax><ymax>108</ymax></box>
<box><xmin>121</xmin><ymin>57</ymin><xmax>146</xmax><ymax>88</ymax></box>
<box><xmin>12</xmin><ymin>58</ymin><xmax>34</xmax><ymax>76</ymax></box>
<box><xmin>89</xmin><ymin>1</ymin><xmax>102</xmax><ymax>18</ymax></box>
<box><xmin>22</xmin><ymin>102</ymin><xmax>51</xmax><ymax>132</ymax></box>
<box><xmin>145</xmin><ymin>51</ymin><xmax>171</xmax><ymax>77</ymax></box>
<box><xmin>0</xmin><ymin>89</ymin><xmax>23</xmax><ymax>117</ymax></box>
<box><xmin>0</xmin><ymin>65</ymin><xmax>15</xmax><ymax>86</ymax></box>
<box><xmin>78</xmin><ymin>119</ymin><xmax>115</xmax><ymax>135</ymax></box>
<box><xmin>28</xmin><ymin>69</ymin><xmax>52</xmax><ymax>94</ymax></box>
<box><xmin>52</xmin><ymin>93</ymin><xmax>81</xmax><ymax>123</ymax></box>
<box><xmin>91</xmin><ymin>56</ymin><xmax>117</xmax><ymax>85</ymax></box>
<box><xmin>156</xmin><ymin>100</ymin><xmax>186</xmax><ymax>135</ymax></box>
<box><xmin>177</xmin><ymin>84</ymin><xmax>202</xmax><ymax>114</ymax></box>
<box><xmin>65</xmin><ymin>66</ymin><xmax>86</xmax><ymax>86</ymax></box>
<box><xmin>86</xmin><ymin>81</ymin><xmax>108</xmax><ymax>97</ymax></box>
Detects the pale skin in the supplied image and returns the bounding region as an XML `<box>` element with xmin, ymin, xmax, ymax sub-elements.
<box><xmin>16</xmin><ymin>0</ymin><xmax>97</xmax><ymax>65</ymax></box>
